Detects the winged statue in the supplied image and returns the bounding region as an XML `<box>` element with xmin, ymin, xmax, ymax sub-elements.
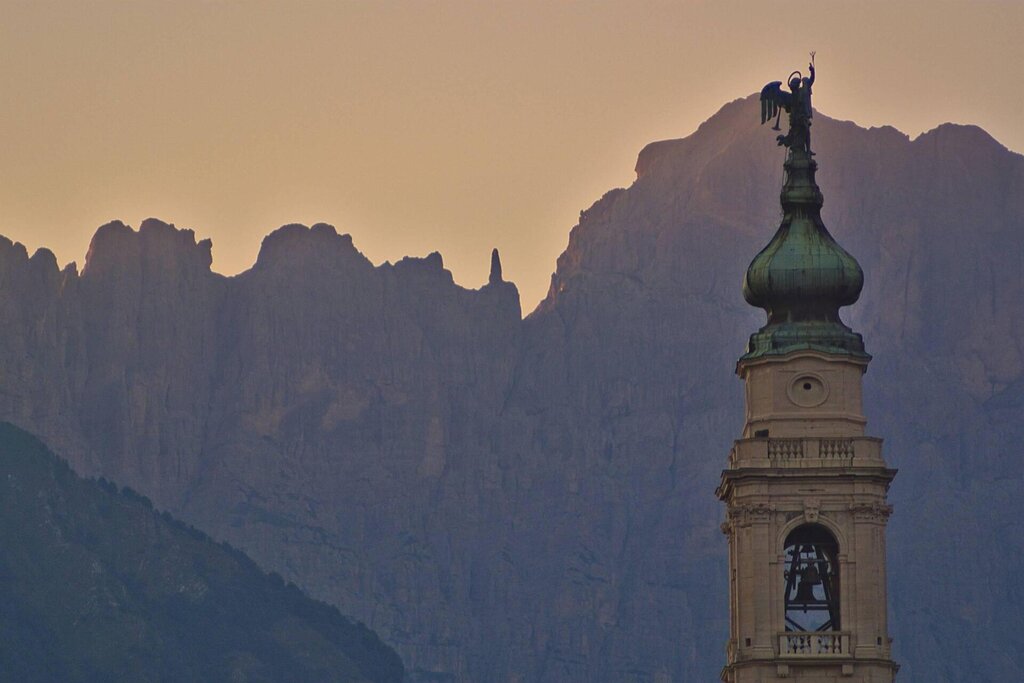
<box><xmin>760</xmin><ymin>52</ymin><xmax>816</xmax><ymax>153</ymax></box>
<box><xmin>760</xmin><ymin>80</ymin><xmax>792</xmax><ymax>130</ymax></box>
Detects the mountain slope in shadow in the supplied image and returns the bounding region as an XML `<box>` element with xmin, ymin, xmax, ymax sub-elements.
<box><xmin>0</xmin><ymin>422</ymin><xmax>403</xmax><ymax>683</ymax></box>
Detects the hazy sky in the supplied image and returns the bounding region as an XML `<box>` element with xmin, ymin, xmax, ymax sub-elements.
<box><xmin>1</xmin><ymin>1</ymin><xmax>1021</xmax><ymax>312</ymax></box>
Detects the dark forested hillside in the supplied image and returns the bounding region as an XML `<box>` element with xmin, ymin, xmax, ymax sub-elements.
<box><xmin>0</xmin><ymin>423</ymin><xmax>403</xmax><ymax>683</ymax></box>
<box><xmin>0</xmin><ymin>95</ymin><xmax>1021</xmax><ymax>681</ymax></box>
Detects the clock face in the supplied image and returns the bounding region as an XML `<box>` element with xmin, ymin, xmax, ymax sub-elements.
<box><xmin>787</xmin><ymin>373</ymin><xmax>829</xmax><ymax>408</ymax></box>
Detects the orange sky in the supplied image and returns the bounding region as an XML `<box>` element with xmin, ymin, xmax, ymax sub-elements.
<box><xmin>1</xmin><ymin>1</ymin><xmax>1021</xmax><ymax>312</ymax></box>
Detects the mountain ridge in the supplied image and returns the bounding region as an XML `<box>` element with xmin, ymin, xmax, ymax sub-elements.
<box><xmin>16</xmin><ymin>103</ymin><xmax>1018</xmax><ymax>316</ymax></box>
<box><xmin>0</xmin><ymin>95</ymin><xmax>1021</xmax><ymax>681</ymax></box>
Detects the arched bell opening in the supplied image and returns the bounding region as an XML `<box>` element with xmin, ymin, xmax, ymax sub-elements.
<box><xmin>783</xmin><ymin>524</ymin><xmax>840</xmax><ymax>632</ymax></box>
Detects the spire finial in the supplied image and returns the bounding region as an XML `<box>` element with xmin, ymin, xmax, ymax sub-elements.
<box><xmin>742</xmin><ymin>60</ymin><xmax>867</xmax><ymax>361</ymax></box>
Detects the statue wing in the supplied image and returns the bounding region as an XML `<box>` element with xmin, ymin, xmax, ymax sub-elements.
<box><xmin>759</xmin><ymin>81</ymin><xmax>791</xmax><ymax>124</ymax></box>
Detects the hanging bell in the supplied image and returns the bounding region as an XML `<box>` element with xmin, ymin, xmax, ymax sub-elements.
<box><xmin>794</xmin><ymin>578</ymin><xmax>816</xmax><ymax>604</ymax></box>
<box><xmin>793</xmin><ymin>565</ymin><xmax>821</xmax><ymax>604</ymax></box>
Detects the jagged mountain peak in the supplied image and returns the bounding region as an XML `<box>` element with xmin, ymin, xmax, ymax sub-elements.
<box><xmin>253</xmin><ymin>222</ymin><xmax>373</xmax><ymax>276</ymax></box>
<box><xmin>385</xmin><ymin>251</ymin><xmax>455</xmax><ymax>287</ymax></box>
<box><xmin>83</xmin><ymin>218</ymin><xmax>214</xmax><ymax>277</ymax></box>
<box><xmin>550</xmin><ymin>93</ymin><xmax>1024</xmax><ymax>315</ymax></box>
<box><xmin>0</xmin><ymin>235</ymin><xmax>64</xmax><ymax>298</ymax></box>
<box><xmin>913</xmin><ymin>121</ymin><xmax>1011</xmax><ymax>151</ymax></box>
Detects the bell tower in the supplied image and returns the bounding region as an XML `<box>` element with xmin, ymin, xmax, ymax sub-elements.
<box><xmin>716</xmin><ymin>69</ymin><xmax>898</xmax><ymax>683</ymax></box>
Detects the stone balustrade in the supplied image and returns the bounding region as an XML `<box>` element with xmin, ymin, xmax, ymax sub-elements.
<box><xmin>779</xmin><ymin>632</ymin><xmax>849</xmax><ymax>657</ymax></box>
<box><xmin>729</xmin><ymin>437</ymin><xmax>883</xmax><ymax>468</ymax></box>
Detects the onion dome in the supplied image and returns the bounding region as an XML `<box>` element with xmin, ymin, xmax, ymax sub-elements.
<box><xmin>741</xmin><ymin>144</ymin><xmax>867</xmax><ymax>360</ymax></box>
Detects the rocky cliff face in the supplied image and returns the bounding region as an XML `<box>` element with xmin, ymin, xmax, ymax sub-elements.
<box><xmin>0</xmin><ymin>95</ymin><xmax>1021</xmax><ymax>681</ymax></box>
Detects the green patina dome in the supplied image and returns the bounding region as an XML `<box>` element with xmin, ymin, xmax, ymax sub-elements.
<box><xmin>740</xmin><ymin>148</ymin><xmax>867</xmax><ymax>361</ymax></box>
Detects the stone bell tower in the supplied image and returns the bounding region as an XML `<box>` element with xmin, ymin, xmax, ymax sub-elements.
<box><xmin>716</xmin><ymin>78</ymin><xmax>898</xmax><ymax>682</ymax></box>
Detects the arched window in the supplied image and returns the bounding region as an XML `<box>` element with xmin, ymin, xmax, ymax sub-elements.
<box><xmin>783</xmin><ymin>524</ymin><xmax>840</xmax><ymax>632</ymax></box>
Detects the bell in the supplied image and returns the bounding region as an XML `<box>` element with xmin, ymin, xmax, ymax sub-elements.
<box><xmin>794</xmin><ymin>577</ymin><xmax>816</xmax><ymax>603</ymax></box>
<box><xmin>793</xmin><ymin>565</ymin><xmax>821</xmax><ymax>604</ymax></box>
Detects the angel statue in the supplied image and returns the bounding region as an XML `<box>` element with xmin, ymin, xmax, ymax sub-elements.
<box><xmin>760</xmin><ymin>52</ymin><xmax>816</xmax><ymax>154</ymax></box>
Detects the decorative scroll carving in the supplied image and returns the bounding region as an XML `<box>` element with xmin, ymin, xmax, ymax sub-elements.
<box><xmin>728</xmin><ymin>502</ymin><xmax>775</xmax><ymax>528</ymax></box>
<box><xmin>848</xmin><ymin>501</ymin><xmax>893</xmax><ymax>522</ymax></box>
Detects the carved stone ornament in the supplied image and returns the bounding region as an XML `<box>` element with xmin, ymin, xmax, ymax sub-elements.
<box><xmin>803</xmin><ymin>498</ymin><xmax>821</xmax><ymax>523</ymax></box>
<box><xmin>849</xmin><ymin>501</ymin><xmax>894</xmax><ymax>522</ymax></box>
<box><xmin>727</xmin><ymin>502</ymin><xmax>775</xmax><ymax>528</ymax></box>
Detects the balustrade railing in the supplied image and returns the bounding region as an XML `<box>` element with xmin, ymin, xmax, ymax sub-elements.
<box><xmin>732</xmin><ymin>437</ymin><xmax>880</xmax><ymax>467</ymax></box>
<box><xmin>818</xmin><ymin>438</ymin><xmax>855</xmax><ymax>460</ymax></box>
<box><xmin>767</xmin><ymin>438</ymin><xmax>804</xmax><ymax>460</ymax></box>
<box><xmin>779</xmin><ymin>632</ymin><xmax>849</xmax><ymax>657</ymax></box>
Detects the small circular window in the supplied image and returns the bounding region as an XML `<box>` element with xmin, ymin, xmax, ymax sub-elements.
<box><xmin>788</xmin><ymin>374</ymin><xmax>829</xmax><ymax>407</ymax></box>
